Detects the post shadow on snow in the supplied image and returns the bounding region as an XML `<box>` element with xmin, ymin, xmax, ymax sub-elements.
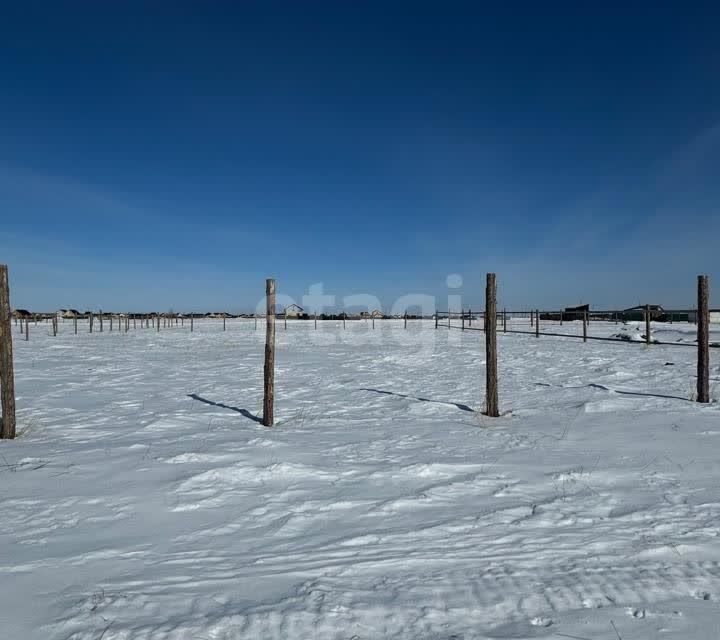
<box><xmin>535</xmin><ymin>382</ymin><xmax>692</xmax><ymax>403</ymax></box>
<box><xmin>187</xmin><ymin>394</ymin><xmax>263</xmax><ymax>423</ymax></box>
<box><xmin>358</xmin><ymin>388</ymin><xmax>474</xmax><ymax>412</ymax></box>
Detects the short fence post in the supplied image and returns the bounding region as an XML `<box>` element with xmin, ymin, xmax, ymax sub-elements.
<box><xmin>645</xmin><ymin>304</ymin><xmax>651</xmax><ymax>345</ymax></box>
<box><xmin>254</xmin><ymin>316</ymin><xmax>257</xmax><ymax>330</ymax></box>
<box><xmin>100</xmin><ymin>313</ymin><xmax>103</xmax><ymax>332</ymax></box>
<box><xmin>559</xmin><ymin>310</ymin><xmax>563</xmax><ymax>326</ymax></box>
<box><xmin>191</xmin><ymin>316</ymin><xmax>194</xmax><ymax>332</ymax></box>
<box><xmin>372</xmin><ymin>317</ymin><xmax>375</xmax><ymax>330</ymax></box>
<box><xmin>110</xmin><ymin>316</ymin><xmax>113</xmax><ymax>331</ymax></box>
<box><xmin>223</xmin><ymin>316</ymin><xmax>226</xmax><ymax>331</ymax></box>
<box><xmin>263</xmin><ymin>278</ymin><xmax>276</xmax><ymax>427</ymax></box>
<box><xmin>52</xmin><ymin>316</ymin><xmax>57</xmax><ymax>336</ymax></box>
<box><xmin>468</xmin><ymin>308</ymin><xmax>472</xmax><ymax>327</ymax></box>
<box><xmin>25</xmin><ymin>317</ymin><xmax>29</xmax><ymax>341</ymax></box>
<box><xmin>697</xmin><ymin>275</ymin><xmax>710</xmax><ymax>403</ymax></box>
<box><xmin>484</xmin><ymin>273</ymin><xmax>499</xmax><ymax>417</ymax></box>
<box><xmin>583</xmin><ymin>311</ymin><xmax>587</xmax><ymax>342</ymax></box>
<box><xmin>343</xmin><ymin>313</ymin><xmax>346</xmax><ymax>329</ymax></box>
<box><xmin>74</xmin><ymin>316</ymin><xmax>78</xmax><ymax>335</ymax></box>
<box><xmin>284</xmin><ymin>309</ymin><xmax>287</xmax><ymax>330</ymax></box>
<box><xmin>404</xmin><ymin>311</ymin><xmax>408</xmax><ymax>329</ymax></box>
<box><xmin>0</xmin><ymin>264</ymin><xmax>17</xmax><ymax>439</ymax></box>
<box><xmin>530</xmin><ymin>310</ymin><xmax>533</xmax><ymax>327</ymax></box>
<box><xmin>157</xmin><ymin>315</ymin><xmax>160</xmax><ymax>332</ymax></box>
<box><xmin>315</xmin><ymin>313</ymin><xmax>317</xmax><ymax>330</ymax></box>
<box><xmin>434</xmin><ymin>312</ymin><xmax>438</xmax><ymax>329</ymax></box>
<box><xmin>461</xmin><ymin>309</ymin><xmax>465</xmax><ymax>331</ymax></box>
<box><xmin>535</xmin><ymin>310</ymin><xmax>539</xmax><ymax>337</ymax></box>
<box><xmin>89</xmin><ymin>314</ymin><xmax>93</xmax><ymax>333</ymax></box>
<box><xmin>503</xmin><ymin>308</ymin><xmax>507</xmax><ymax>333</ymax></box>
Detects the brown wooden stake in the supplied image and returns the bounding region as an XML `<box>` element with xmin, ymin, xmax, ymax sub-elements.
<box><xmin>100</xmin><ymin>313</ymin><xmax>103</xmax><ymax>332</ymax></box>
<box><xmin>697</xmin><ymin>275</ymin><xmax>710</xmax><ymax>403</ymax></box>
<box><xmin>530</xmin><ymin>310</ymin><xmax>534</xmax><ymax>327</ymax></box>
<box><xmin>110</xmin><ymin>316</ymin><xmax>113</xmax><ymax>331</ymax></box>
<box><xmin>315</xmin><ymin>313</ymin><xmax>317</xmax><ymax>330</ymax></box>
<box><xmin>583</xmin><ymin>311</ymin><xmax>587</xmax><ymax>342</ymax></box>
<box><xmin>343</xmin><ymin>312</ymin><xmax>346</xmax><ymax>329</ymax></box>
<box><xmin>645</xmin><ymin>304</ymin><xmax>651</xmax><ymax>345</ymax></box>
<box><xmin>263</xmin><ymin>278</ymin><xmax>276</xmax><ymax>427</ymax></box>
<box><xmin>0</xmin><ymin>265</ymin><xmax>16</xmax><ymax>439</ymax></box>
<box><xmin>485</xmin><ymin>273</ymin><xmax>499</xmax><ymax>417</ymax></box>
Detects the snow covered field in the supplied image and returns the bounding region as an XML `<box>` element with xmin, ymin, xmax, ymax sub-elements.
<box><xmin>1</xmin><ymin>318</ymin><xmax>720</xmax><ymax>639</ymax></box>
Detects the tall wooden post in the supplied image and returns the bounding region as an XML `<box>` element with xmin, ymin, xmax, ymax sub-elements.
<box><xmin>157</xmin><ymin>315</ymin><xmax>160</xmax><ymax>332</ymax></box>
<box><xmin>343</xmin><ymin>312</ymin><xmax>346</xmax><ymax>329</ymax></box>
<box><xmin>263</xmin><ymin>279</ymin><xmax>276</xmax><ymax>427</ymax></box>
<box><xmin>223</xmin><ymin>316</ymin><xmax>226</xmax><ymax>331</ymax></box>
<box><xmin>697</xmin><ymin>275</ymin><xmax>710</xmax><ymax>403</ymax></box>
<box><xmin>134</xmin><ymin>316</ymin><xmax>136</xmax><ymax>329</ymax></box>
<box><xmin>372</xmin><ymin>316</ymin><xmax>375</xmax><ymax>330</ymax></box>
<box><xmin>52</xmin><ymin>316</ymin><xmax>57</xmax><ymax>336</ymax></box>
<box><xmin>314</xmin><ymin>313</ymin><xmax>318</xmax><ymax>330</ymax></box>
<box><xmin>254</xmin><ymin>315</ymin><xmax>257</xmax><ymax>330</ymax></box>
<box><xmin>110</xmin><ymin>315</ymin><xmax>113</xmax><ymax>332</ymax></box>
<box><xmin>25</xmin><ymin>317</ymin><xmax>29</xmax><ymax>341</ymax></box>
<box><xmin>535</xmin><ymin>310</ymin><xmax>539</xmax><ymax>337</ymax></box>
<box><xmin>0</xmin><ymin>265</ymin><xmax>16</xmax><ymax>439</ymax></box>
<box><xmin>645</xmin><ymin>304</ymin><xmax>651</xmax><ymax>345</ymax></box>
<box><xmin>461</xmin><ymin>309</ymin><xmax>465</xmax><ymax>331</ymax></box>
<box><xmin>485</xmin><ymin>273</ymin><xmax>499</xmax><ymax>417</ymax></box>
<box><xmin>530</xmin><ymin>310</ymin><xmax>534</xmax><ymax>327</ymax></box>
<box><xmin>583</xmin><ymin>311</ymin><xmax>587</xmax><ymax>342</ymax></box>
<box><xmin>99</xmin><ymin>312</ymin><xmax>103</xmax><ymax>332</ymax></box>
<box><xmin>503</xmin><ymin>308</ymin><xmax>507</xmax><ymax>333</ymax></box>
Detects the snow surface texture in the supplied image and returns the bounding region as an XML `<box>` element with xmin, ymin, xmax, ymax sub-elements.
<box><xmin>1</xmin><ymin>318</ymin><xmax>720</xmax><ymax>639</ymax></box>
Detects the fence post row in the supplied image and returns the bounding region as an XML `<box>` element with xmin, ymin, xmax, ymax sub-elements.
<box><xmin>0</xmin><ymin>265</ymin><xmax>16</xmax><ymax>439</ymax></box>
<box><xmin>263</xmin><ymin>278</ymin><xmax>276</xmax><ymax>427</ymax></box>
<box><xmin>485</xmin><ymin>273</ymin><xmax>499</xmax><ymax>417</ymax></box>
<box><xmin>697</xmin><ymin>275</ymin><xmax>710</xmax><ymax>403</ymax></box>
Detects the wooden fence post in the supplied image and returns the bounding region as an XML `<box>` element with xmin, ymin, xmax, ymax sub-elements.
<box><xmin>530</xmin><ymin>310</ymin><xmax>534</xmax><ymax>327</ymax></box>
<box><xmin>583</xmin><ymin>311</ymin><xmax>587</xmax><ymax>342</ymax></box>
<box><xmin>52</xmin><ymin>316</ymin><xmax>57</xmax><ymax>336</ymax></box>
<box><xmin>645</xmin><ymin>304</ymin><xmax>651</xmax><ymax>345</ymax></box>
<box><xmin>469</xmin><ymin>308</ymin><xmax>472</xmax><ymax>327</ymax></box>
<box><xmin>89</xmin><ymin>314</ymin><xmax>93</xmax><ymax>333</ymax></box>
<box><xmin>559</xmin><ymin>310</ymin><xmax>563</xmax><ymax>326</ymax></box>
<box><xmin>315</xmin><ymin>313</ymin><xmax>318</xmax><ymax>330</ymax></box>
<box><xmin>535</xmin><ymin>310</ymin><xmax>539</xmax><ymax>337</ymax></box>
<box><xmin>191</xmin><ymin>316</ymin><xmax>194</xmax><ymax>332</ymax></box>
<box><xmin>223</xmin><ymin>316</ymin><xmax>226</xmax><ymax>331</ymax></box>
<box><xmin>697</xmin><ymin>275</ymin><xmax>710</xmax><ymax>403</ymax></box>
<box><xmin>503</xmin><ymin>308</ymin><xmax>507</xmax><ymax>333</ymax></box>
<box><xmin>372</xmin><ymin>316</ymin><xmax>375</xmax><ymax>330</ymax></box>
<box><xmin>434</xmin><ymin>312</ymin><xmax>438</xmax><ymax>329</ymax></box>
<box><xmin>404</xmin><ymin>311</ymin><xmax>408</xmax><ymax>329</ymax></box>
<box><xmin>0</xmin><ymin>265</ymin><xmax>16</xmax><ymax>439</ymax></box>
<box><xmin>74</xmin><ymin>316</ymin><xmax>78</xmax><ymax>335</ymax></box>
<box><xmin>157</xmin><ymin>315</ymin><xmax>160</xmax><ymax>332</ymax></box>
<box><xmin>100</xmin><ymin>312</ymin><xmax>103</xmax><ymax>332</ymax></box>
<box><xmin>263</xmin><ymin>278</ymin><xmax>276</xmax><ymax>427</ymax></box>
<box><xmin>284</xmin><ymin>309</ymin><xmax>287</xmax><ymax>330</ymax></box>
<box><xmin>461</xmin><ymin>309</ymin><xmax>465</xmax><ymax>331</ymax></box>
<box><xmin>343</xmin><ymin>312</ymin><xmax>346</xmax><ymax>329</ymax></box>
<box><xmin>485</xmin><ymin>273</ymin><xmax>499</xmax><ymax>417</ymax></box>
<box><xmin>25</xmin><ymin>316</ymin><xmax>29</xmax><ymax>341</ymax></box>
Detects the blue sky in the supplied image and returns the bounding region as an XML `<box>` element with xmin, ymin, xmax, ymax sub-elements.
<box><xmin>1</xmin><ymin>2</ymin><xmax>719</xmax><ymax>312</ymax></box>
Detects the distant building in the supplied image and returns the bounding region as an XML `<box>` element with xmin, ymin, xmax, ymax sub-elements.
<box><xmin>282</xmin><ymin>304</ymin><xmax>304</xmax><ymax>318</ymax></box>
<box><xmin>13</xmin><ymin>309</ymin><xmax>32</xmax><ymax>319</ymax></box>
<box><xmin>618</xmin><ymin>305</ymin><xmax>664</xmax><ymax>322</ymax></box>
<box><xmin>360</xmin><ymin>309</ymin><xmax>384</xmax><ymax>319</ymax></box>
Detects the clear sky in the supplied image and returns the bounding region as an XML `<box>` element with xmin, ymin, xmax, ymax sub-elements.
<box><xmin>1</xmin><ymin>2</ymin><xmax>719</xmax><ymax>312</ymax></box>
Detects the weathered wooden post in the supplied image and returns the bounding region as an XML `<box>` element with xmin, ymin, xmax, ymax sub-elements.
<box><xmin>372</xmin><ymin>316</ymin><xmax>375</xmax><ymax>330</ymax></box>
<box><xmin>468</xmin><ymin>308</ymin><xmax>472</xmax><ymax>327</ymax></box>
<box><xmin>0</xmin><ymin>265</ymin><xmax>16</xmax><ymax>439</ymax></box>
<box><xmin>342</xmin><ymin>312</ymin><xmax>346</xmax><ymax>329</ymax></box>
<box><xmin>110</xmin><ymin>315</ymin><xmax>113</xmax><ymax>331</ymax></box>
<box><xmin>697</xmin><ymin>275</ymin><xmax>710</xmax><ymax>403</ymax></box>
<box><xmin>223</xmin><ymin>316</ymin><xmax>226</xmax><ymax>331</ymax></box>
<box><xmin>52</xmin><ymin>316</ymin><xmax>57</xmax><ymax>336</ymax></box>
<box><xmin>133</xmin><ymin>315</ymin><xmax>136</xmax><ymax>330</ymax></box>
<box><xmin>404</xmin><ymin>311</ymin><xmax>408</xmax><ymax>329</ymax></box>
<box><xmin>461</xmin><ymin>309</ymin><xmax>465</xmax><ymax>331</ymax></box>
<box><xmin>583</xmin><ymin>310</ymin><xmax>587</xmax><ymax>342</ymax></box>
<box><xmin>254</xmin><ymin>315</ymin><xmax>257</xmax><ymax>330</ymax></box>
<box><xmin>157</xmin><ymin>314</ymin><xmax>160</xmax><ymax>332</ymax></box>
<box><xmin>284</xmin><ymin>309</ymin><xmax>287</xmax><ymax>330</ymax></box>
<box><xmin>191</xmin><ymin>316</ymin><xmax>194</xmax><ymax>332</ymax></box>
<box><xmin>74</xmin><ymin>315</ymin><xmax>78</xmax><ymax>335</ymax></box>
<box><xmin>485</xmin><ymin>273</ymin><xmax>499</xmax><ymax>417</ymax></box>
<box><xmin>530</xmin><ymin>310</ymin><xmax>534</xmax><ymax>327</ymax></box>
<box><xmin>315</xmin><ymin>313</ymin><xmax>318</xmax><ymax>330</ymax></box>
<box><xmin>25</xmin><ymin>316</ymin><xmax>29</xmax><ymax>341</ymax></box>
<box><xmin>503</xmin><ymin>308</ymin><xmax>507</xmax><ymax>333</ymax></box>
<box><xmin>434</xmin><ymin>312</ymin><xmax>438</xmax><ymax>329</ymax></box>
<box><xmin>559</xmin><ymin>310</ymin><xmax>563</xmax><ymax>326</ymax></box>
<box><xmin>89</xmin><ymin>313</ymin><xmax>93</xmax><ymax>333</ymax></box>
<box><xmin>263</xmin><ymin>278</ymin><xmax>276</xmax><ymax>427</ymax></box>
<box><xmin>645</xmin><ymin>304</ymin><xmax>651</xmax><ymax>346</ymax></box>
<box><xmin>99</xmin><ymin>312</ymin><xmax>103</xmax><ymax>332</ymax></box>
<box><xmin>535</xmin><ymin>310</ymin><xmax>539</xmax><ymax>337</ymax></box>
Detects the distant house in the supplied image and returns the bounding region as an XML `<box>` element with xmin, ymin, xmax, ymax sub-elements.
<box><xmin>61</xmin><ymin>309</ymin><xmax>81</xmax><ymax>319</ymax></box>
<box><xmin>281</xmin><ymin>304</ymin><xmax>304</xmax><ymax>318</ymax></box>
<box><xmin>13</xmin><ymin>309</ymin><xmax>32</xmax><ymax>319</ymax></box>
<box><xmin>360</xmin><ymin>309</ymin><xmax>384</xmax><ymax>319</ymax></box>
<box><xmin>619</xmin><ymin>305</ymin><xmax>664</xmax><ymax>322</ymax></box>
<box><xmin>206</xmin><ymin>312</ymin><xmax>230</xmax><ymax>318</ymax></box>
